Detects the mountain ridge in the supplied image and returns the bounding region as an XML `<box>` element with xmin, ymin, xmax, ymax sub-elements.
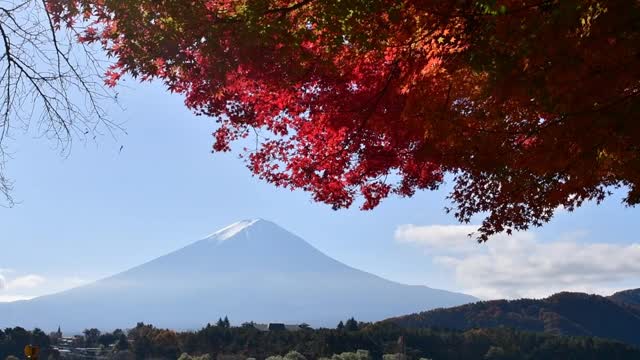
<box><xmin>0</xmin><ymin>219</ymin><xmax>475</xmax><ymax>332</ymax></box>
<box><xmin>386</xmin><ymin>288</ymin><xmax>640</xmax><ymax>347</ymax></box>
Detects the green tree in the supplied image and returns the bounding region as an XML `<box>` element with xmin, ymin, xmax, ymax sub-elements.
<box><xmin>98</xmin><ymin>332</ymin><xmax>117</xmax><ymax>347</ymax></box>
<box><xmin>112</xmin><ymin>329</ymin><xmax>125</xmax><ymax>339</ymax></box>
<box><xmin>115</xmin><ymin>333</ymin><xmax>129</xmax><ymax>351</ymax></box>
<box><xmin>345</xmin><ymin>318</ymin><xmax>359</xmax><ymax>332</ymax></box>
<box><xmin>216</xmin><ymin>318</ymin><xmax>226</xmax><ymax>328</ymax></box>
<box><xmin>132</xmin><ymin>335</ymin><xmax>152</xmax><ymax>359</ymax></box>
<box><xmin>83</xmin><ymin>328</ymin><xmax>101</xmax><ymax>347</ymax></box>
<box><xmin>152</xmin><ymin>330</ymin><xmax>180</xmax><ymax>359</ymax></box>
<box><xmin>31</xmin><ymin>328</ymin><xmax>50</xmax><ymax>349</ymax></box>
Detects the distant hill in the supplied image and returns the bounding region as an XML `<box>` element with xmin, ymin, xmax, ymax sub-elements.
<box><xmin>387</xmin><ymin>289</ymin><xmax>640</xmax><ymax>347</ymax></box>
<box><xmin>609</xmin><ymin>288</ymin><xmax>640</xmax><ymax>315</ymax></box>
<box><xmin>0</xmin><ymin>219</ymin><xmax>475</xmax><ymax>332</ymax></box>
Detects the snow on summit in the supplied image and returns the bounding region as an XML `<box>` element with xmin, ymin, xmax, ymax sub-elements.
<box><xmin>206</xmin><ymin>219</ymin><xmax>261</xmax><ymax>241</ymax></box>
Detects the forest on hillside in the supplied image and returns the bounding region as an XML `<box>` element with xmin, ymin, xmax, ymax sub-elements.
<box><xmin>388</xmin><ymin>291</ymin><xmax>640</xmax><ymax>347</ymax></box>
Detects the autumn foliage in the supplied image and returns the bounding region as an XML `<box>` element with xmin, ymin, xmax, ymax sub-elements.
<box><xmin>48</xmin><ymin>0</ymin><xmax>640</xmax><ymax>240</ymax></box>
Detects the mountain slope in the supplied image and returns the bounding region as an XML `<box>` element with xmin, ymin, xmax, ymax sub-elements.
<box><xmin>387</xmin><ymin>290</ymin><xmax>640</xmax><ymax>347</ymax></box>
<box><xmin>0</xmin><ymin>219</ymin><xmax>475</xmax><ymax>331</ymax></box>
<box><xmin>609</xmin><ymin>288</ymin><xmax>640</xmax><ymax>316</ymax></box>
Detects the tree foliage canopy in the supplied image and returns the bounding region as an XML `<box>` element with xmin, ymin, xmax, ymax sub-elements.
<box><xmin>3</xmin><ymin>321</ymin><xmax>640</xmax><ymax>360</ymax></box>
<box><xmin>49</xmin><ymin>0</ymin><xmax>640</xmax><ymax>239</ymax></box>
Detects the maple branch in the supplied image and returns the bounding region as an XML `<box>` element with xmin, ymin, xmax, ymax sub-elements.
<box><xmin>265</xmin><ymin>0</ymin><xmax>315</xmax><ymax>15</ymax></box>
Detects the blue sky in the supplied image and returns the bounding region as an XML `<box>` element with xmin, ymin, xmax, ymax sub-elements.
<box><xmin>1</xmin><ymin>80</ymin><xmax>639</xmax><ymax>302</ymax></box>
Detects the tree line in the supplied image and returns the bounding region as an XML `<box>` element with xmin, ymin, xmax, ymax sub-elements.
<box><xmin>3</xmin><ymin>318</ymin><xmax>640</xmax><ymax>359</ymax></box>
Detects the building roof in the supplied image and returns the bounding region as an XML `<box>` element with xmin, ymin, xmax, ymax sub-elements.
<box><xmin>252</xmin><ymin>323</ymin><xmax>302</xmax><ymax>332</ymax></box>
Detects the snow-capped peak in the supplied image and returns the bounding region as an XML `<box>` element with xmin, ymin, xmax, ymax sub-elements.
<box><xmin>205</xmin><ymin>219</ymin><xmax>262</xmax><ymax>242</ymax></box>
<box><xmin>0</xmin><ymin>218</ymin><xmax>477</xmax><ymax>331</ymax></box>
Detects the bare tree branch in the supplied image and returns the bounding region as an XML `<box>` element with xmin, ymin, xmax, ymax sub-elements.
<box><xmin>0</xmin><ymin>0</ymin><xmax>118</xmax><ymax>205</ymax></box>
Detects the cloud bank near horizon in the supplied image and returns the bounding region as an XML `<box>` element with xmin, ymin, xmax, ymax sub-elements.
<box><xmin>395</xmin><ymin>224</ymin><xmax>640</xmax><ymax>299</ymax></box>
<box><xmin>0</xmin><ymin>271</ymin><xmax>88</xmax><ymax>303</ymax></box>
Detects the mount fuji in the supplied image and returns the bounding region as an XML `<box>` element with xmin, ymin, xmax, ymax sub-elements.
<box><xmin>0</xmin><ymin>219</ymin><xmax>475</xmax><ymax>331</ymax></box>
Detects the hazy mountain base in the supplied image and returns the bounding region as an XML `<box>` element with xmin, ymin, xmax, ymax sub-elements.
<box><xmin>388</xmin><ymin>289</ymin><xmax>640</xmax><ymax>347</ymax></box>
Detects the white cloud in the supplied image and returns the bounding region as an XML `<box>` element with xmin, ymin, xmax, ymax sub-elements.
<box><xmin>7</xmin><ymin>275</ymin><xmax>46</xmax><ymax>289</ymax></box>
<box><xmin>0</xmin><ymin>268</ymin><xmax>15</xmax><ymax>290</ymax></box>
<box><xmin>0</xmin><ymin>273</ymin><xmax>93</xmax><ymax>302</ymax></box>
<box><xmin>394</xmin><ymin>224</ymin><xmax>481</xmax><ymax>253</ymax></box>
<box><xmin>396</xmin><ymin>224</ymin><xmax>640</xmax><ymax>300</ymax></box>
<box><xmin>0</xmin><ymin>274</ymin><xmax>47</xmax><ymax>302</ymax></box>
<box><xmin>0</xmin><ymin>295</ymin><xmax>34</xmax><ymax>302</ymax></box>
